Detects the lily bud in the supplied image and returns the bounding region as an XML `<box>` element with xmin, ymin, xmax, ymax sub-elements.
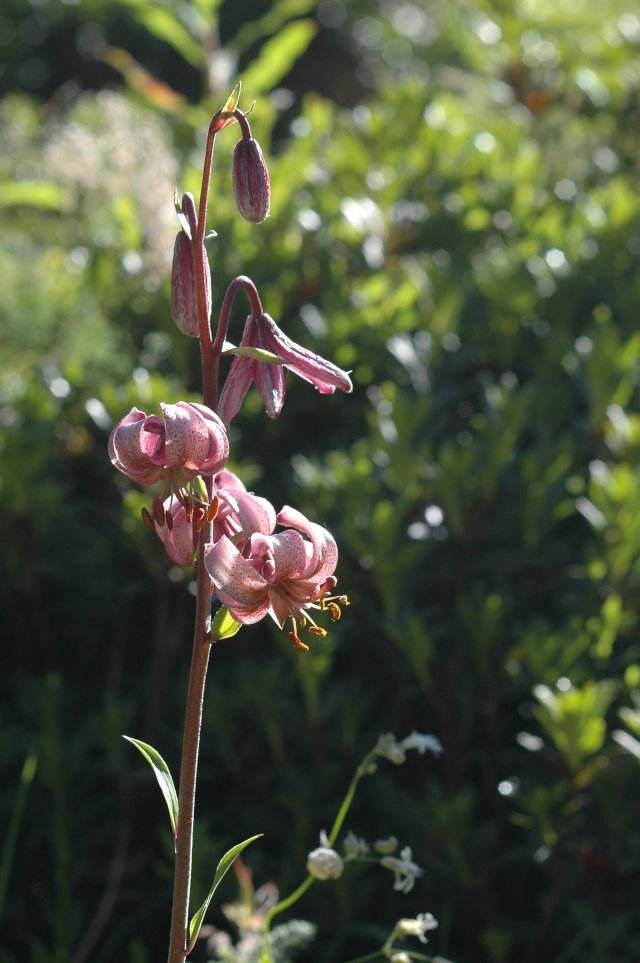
<box><xmin>171</xmin><ymin>193</ymin><xmax>212</xmax><ymax>337</ymax></box>
<box><xmin>232</xmin><ymin>137</ymin><xmax>270</xmax><ymax>223</ymax></box>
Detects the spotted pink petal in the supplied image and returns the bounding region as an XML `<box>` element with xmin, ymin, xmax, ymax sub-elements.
<box><xmin>249</xmin><ymin>529</ymin><xmax>309</xmax><ymax>583</ymax></box>
<box><xmin>155</xmin><ymin>497</ymin><xmax>196</xmax><ymax>566</ymax></box>
<box><xmin>277</xmin><ymin>506</ymin><xmax>338</xmax><ymax>582</ymax></box>
<box><xmin>204</xmin><ymin>535</ymin><xmax>270</xmax><ymax>622</ymax></box>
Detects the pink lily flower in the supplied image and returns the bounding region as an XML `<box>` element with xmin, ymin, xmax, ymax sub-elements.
<box><xmin>204</xmin><ymin>505</ymin><xmax>346</xmax><ymax>649</ymax></box>
<box><xmin>212</xmin><ymin>470</ymin><xmax>277</xmax><ymax>547</ymax></box>
<box><xmin>152</xmin><ymin>472</ymin><xmax>275</xmax><ymax>568</ymax></box>
<box><xmin>109</xmin><ymin>402</ymin><xmax>229</xmax><ymax>488</ymax></box>
<box><xmin>155</xmin><ymin>496</ymin><xmax>197</xmax><ymax>567</ymax></box>
<box><xmin>218</xmin><ymin>313</ymin><xmax>353</xmax><ymax>425</ymax></box>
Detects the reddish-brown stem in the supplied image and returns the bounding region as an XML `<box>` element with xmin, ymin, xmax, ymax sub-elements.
<box><xmin>194</xmin><ymin>112</ymin><xmax>225</xmax><ymax>410</ymax></box>
<box><xmin>212</xmin><ymin>275</ymin><xmax>264</xmax><ymax>401</ymax></box>
<box><xmin>166</xmin><ymin>109</ymin><xmax>226</xmax><ymax>963</ymax></box>
<box><xmin>166</xmin><ymin>482</ymin><xmax>215</xmax><ymax>963</ymax></box>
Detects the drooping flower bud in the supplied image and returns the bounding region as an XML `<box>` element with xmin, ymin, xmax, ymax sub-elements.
<box><xmin>232</xmin><ymin>137</ymin><xmax>270</xmax><ymax>223</ymax></box>
<box><xmin>171</xmin><ymin>192</ymin><xmax>212</xmax><ymax>337</ymax></box>
<box><xmin>306</xmin><ymin>845</ymin><xmax>344</xmax><ymax>880</ymax></box>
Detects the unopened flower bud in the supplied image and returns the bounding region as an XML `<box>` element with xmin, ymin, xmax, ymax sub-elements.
<box><xmin>232</xmin><ymin>137</ymin><xmax>270</xmax><ymax>223</ymax></box>
<box><xmin>306</xmin><ymin>846</ymin><xmax>344</xmax><ymax>880</ymax></box>
<box><xmin>171</xmin><ymin>193</ymin><xmax>212</xmax><ymax>337</ymax></box>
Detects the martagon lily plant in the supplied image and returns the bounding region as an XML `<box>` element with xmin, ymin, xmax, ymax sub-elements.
<box><xmin>108</xmin><ymin>85</ymin><xmax>352</xmax><ymax>963</ymax></box>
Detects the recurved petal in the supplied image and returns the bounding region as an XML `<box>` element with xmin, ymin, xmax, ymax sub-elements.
<box><xmin>261</xmin><ymin>314</ymin><xmax>353</xmax><ymax>395</ymax></box>
<box><xmin>218</xmin><ymin>353</ymin><xmax>256</xmax><ymax>426</ymax></box>
<box><xmin>232</xmin><ymin>490</ymin><xmax>277</xmax><ymax>538</ymax></box>
<box><xmin>204</xmin><ymin>536</ymin><xmax>269</xmax><ymax>617</ymax></box>
<box><xmin>253</xmin><ymin>353</ymin><xmax>285</xmax><ymax>419</ymax></box>
<box><xmin>249</xmin><ymin>529</ymin><xmax>308</xmax><ymax>582</ymax></box>
<box><xmin>108</xmin><ymin>408</ymin><xmax>165</xmax><ymax>484</ymax></box>
<box><xmin>161</xmin><ymin>402</ymin><xmax>228</xmax><ymax>475</ymax></box>
<box><xmin>277</xmin><ymin>505</ymin><xmax>338</xmax><ymax>581</ymax></box>
<box><xmin>155</xmin><ymin>497</ymin><xmax>196</xmax><ymax>566</ymax></box>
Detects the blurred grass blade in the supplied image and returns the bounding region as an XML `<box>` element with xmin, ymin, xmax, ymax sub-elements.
<box><xmin>123</xmin><ymin>737</ymin><xmax>178</xmax><ymax>840</ymax></box>
<box><xmin>187</xmin><ymin>835</ymin><xmax>262</xmax><ymax>951</ymax></box>
<box><xmin>239</xmin><ymin>20</ymin><xmax>318</xmax><ymax>98</ymax></box>
<box><xmin>0</xmin><ymin>747</ymin><xmax>38</xmax><ymax>925</ymax></box>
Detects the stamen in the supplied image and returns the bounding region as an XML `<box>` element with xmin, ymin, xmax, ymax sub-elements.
<box><xmin>289</xmin><ymin>631</ymin><xmax>309</xmax><ymax>652</ymax></box>
<box><xmin>152</xmin><ymin>496</ymin><xmax>165</xmax><ymax>526</ymax></box>
<box><xmin>207</xmin><ymin>495</ymin><xmax>220</xmax><ymax>522</ymax></box>
<box><xmin>298</xmin><ymin>615</ymin><xmax>307</xmax><ymax>629</ymax></box>
<box><xmin>195</xmin><ymin>507</ymin><xmax>207</xmax><ymax>532</ymax></box>
<box><xmin>184</xmin><ymin>496</ymin><xmax>194</xmax><ymax>523</ymax></box>
<box><xmin>141</xmin><ymin>506</ymin><xmax>154</xmax><ymax>531</ymax></box>
<box><xmin>326</xmin><ymin>602</ymin><xmax>341</xmax><ymax>621</ymax></box>
<box><xmin>308</xmin><ymin>626</ymin><xmax>327</xmax><ymax>637</ymax></box>
<box><xmin>166</xmin><ymin>509</ymin><xmax>174</xmax><ymax>532</ymax></box>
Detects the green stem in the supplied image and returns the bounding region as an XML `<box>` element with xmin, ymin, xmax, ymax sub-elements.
<box><xmin>261</xmin><ymin>747</ymin><xmax>378</xmax><ymax>961</ymax></box>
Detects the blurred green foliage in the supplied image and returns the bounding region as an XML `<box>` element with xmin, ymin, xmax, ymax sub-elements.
<box><xmin>2</xmin><ymin>0</ymin><xmax>640</xmax><ymax>961</ymax></box>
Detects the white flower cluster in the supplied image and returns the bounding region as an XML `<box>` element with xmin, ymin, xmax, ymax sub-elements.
<box><xmin>375</xmin><ymin>731</ymin><xmax>443</xmax><ymax>765</ymax></box>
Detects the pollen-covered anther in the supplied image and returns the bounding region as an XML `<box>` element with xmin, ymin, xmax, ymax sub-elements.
<box><xmin>308</xmin><ymin>626</ymin><xmax>328</xmax><ymax>637</ymax></box>
<box><xmin>207</xmin><ymin>495</ymin><xmax>220</xmax><ymax>523</ymax></box>
<box><xmin>141</xmin><ymin>506</ymin><xmax>155</xmax><ymax>531</ymax></box>
<box><xmin>289</xmin><ymin>630</ymin><xmax>310</xmax><ymax>652</ymax></box>
<box><xmin>152</xmin><ymin>496</ymin><xmax>166</xmax><ymax>526</ymax></box>
<box><xmin>326</xmin><ymin>602</ymin><xmax>342</xmax><ymax>622</ymax></box>
<box><xmin>298</xmin><ymin>615</ymin><xmax>307</xmax><ymax>629</ymax></box>
<box><xmin>165</xmin><ymin>509</ymin><xmax>174</xmax><ymax>532</ymax></box>
<box><xmin>184</xmin><ymin>496</ymin><xmax>194</xmax><ymax>523</ymax></box>
<box><xmin>195</xmin><ymin>507</ymin><xmax>207</xmax><ymax>532</ymax></box>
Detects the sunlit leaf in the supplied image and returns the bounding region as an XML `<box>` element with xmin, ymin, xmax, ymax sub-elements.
<box><xmin>187</xmin><ymin>835</ymin><xmax>262</xmax><ymax>951</ymax></box>
<box><xmin>210</xmin><ymin>605</ymin><xmax>242</xmax><ymax>641</ymax></box>
<box><xmin>123</xmin><ymin>737</ymin><xmax>179</xmax><ymax>839</ymax></box>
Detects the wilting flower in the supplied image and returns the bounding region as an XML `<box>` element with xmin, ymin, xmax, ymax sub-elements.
<box><xmin>212</xmin><ymin>469</ymin><xmax>276</xmax><ymax>548</ymax></box>
<box><xmin>380</xmin><ymin>846</ymin><xmax>424</xmax><ymax>894</ymax></box>
<box><xmin>109</xmin><ymin>402</ymin><xmax>229</xmax><ymax>489</ymax></box>
<box><xmin>373</xmin><ymin>836</ymin><xmax>399</xmax><ymax>855</ymax></box>
<box><xmin>400</xmin><ymin>731</ymin><xmax>443</xmax><ymax>756</ymax></box>
<box><xmin>374</xmin><ymin>731</ymin><xmax>443</xmax><ymax>765</ymax></box>
<box><xmin>343</xmin><ymin>831</ymin><xmax>370</xmax><ymax>860</ymax></box>
<box><xmin>307</xmin><ymin>831</ymin><xmax>344</xmax><ymax>880</ymax></box>
<box><xmin>396</xmin><ymin>913</ymin><xmax>438</xmax><ymax>943</ymax></box>
<box><xmin>204</xmin><ymin>504</ymin><xmax>346</xmax><ymax>649</ymax></box>
<box><xmin>218</xmin><ymin>313</ymin><xmax>353</xmax><ymax>425</ymax></box>
<box><xmin>375</xmin><ymin>733</ymin><xmax>408</xmax><ymax>765</ymax></box>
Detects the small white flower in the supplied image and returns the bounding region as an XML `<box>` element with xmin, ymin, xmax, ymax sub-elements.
<box><xmin>375</xmin><ymin>733</ymin><xmax>406</xmax><ymax>764</ymax></box>
<box><xmin>400</xmin><ymin>731</ymin><xmax>443</xmax><ymax>756</ymax></box>
<box><xmin>396</xmin><ymin>912</ymin><xmax>438</xmax><ymax>943</ymax></box>
<box><xmin>380</xmin><ymin>846</ymin><xmax>424</xmax><ymax>894</ymax></box>
<box><xmin>343</xmin><ymin>831</ymin><xmax>369</xmax><ymax>859</ymax></box>
<box><xmin>373</xmin><ymin>836</ymin><xmax>398</xmax><ymax>855</ymax></box>
<box><xmin>389</xmin><ymin>954</ymin><xmax>411</xmax><ymax>963</ymax></box>
<box><xmin>307</xmin><ymin>832</ymin><xmax>344</xmax><ymax>880</ymax></box>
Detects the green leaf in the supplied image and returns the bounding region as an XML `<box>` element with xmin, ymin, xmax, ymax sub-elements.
<box><xmin>187</xmin><ymin>835</ymin><xmax>262</xmax><ymax>951</ymax></box>
<box><xmin>222</xmin><ymin>346</ymin><xmax>284</xmax><ymax>365</ymax></box>
<box><xmin>210</xmin><ymin>606</ymin><xmax>242</xmax><ymax>641</ymax></box>
<box><xmin>123</xmin><ymin>737</ymin><xmax>179</xmax><ymax>839</ymax></box>
<box><xmin>240</xmin><ymin>20</ymin><xmax>318</xmax><ymax>97</ymax></box>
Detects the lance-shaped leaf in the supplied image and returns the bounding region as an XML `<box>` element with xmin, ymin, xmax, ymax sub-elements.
<box><xmin>210</xmin><ymin>605</ymin><xmax>243</xmax><ymax>641</ymax></box>
<box><xmin>123</xmin><ymin>737</ymin><xmax>179</xmax><ymax>839</ymax></box>
<box><xmin>187</xmin><ymin>835</ymin><xmax>262</xmax><ymax>952</ymax></box>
